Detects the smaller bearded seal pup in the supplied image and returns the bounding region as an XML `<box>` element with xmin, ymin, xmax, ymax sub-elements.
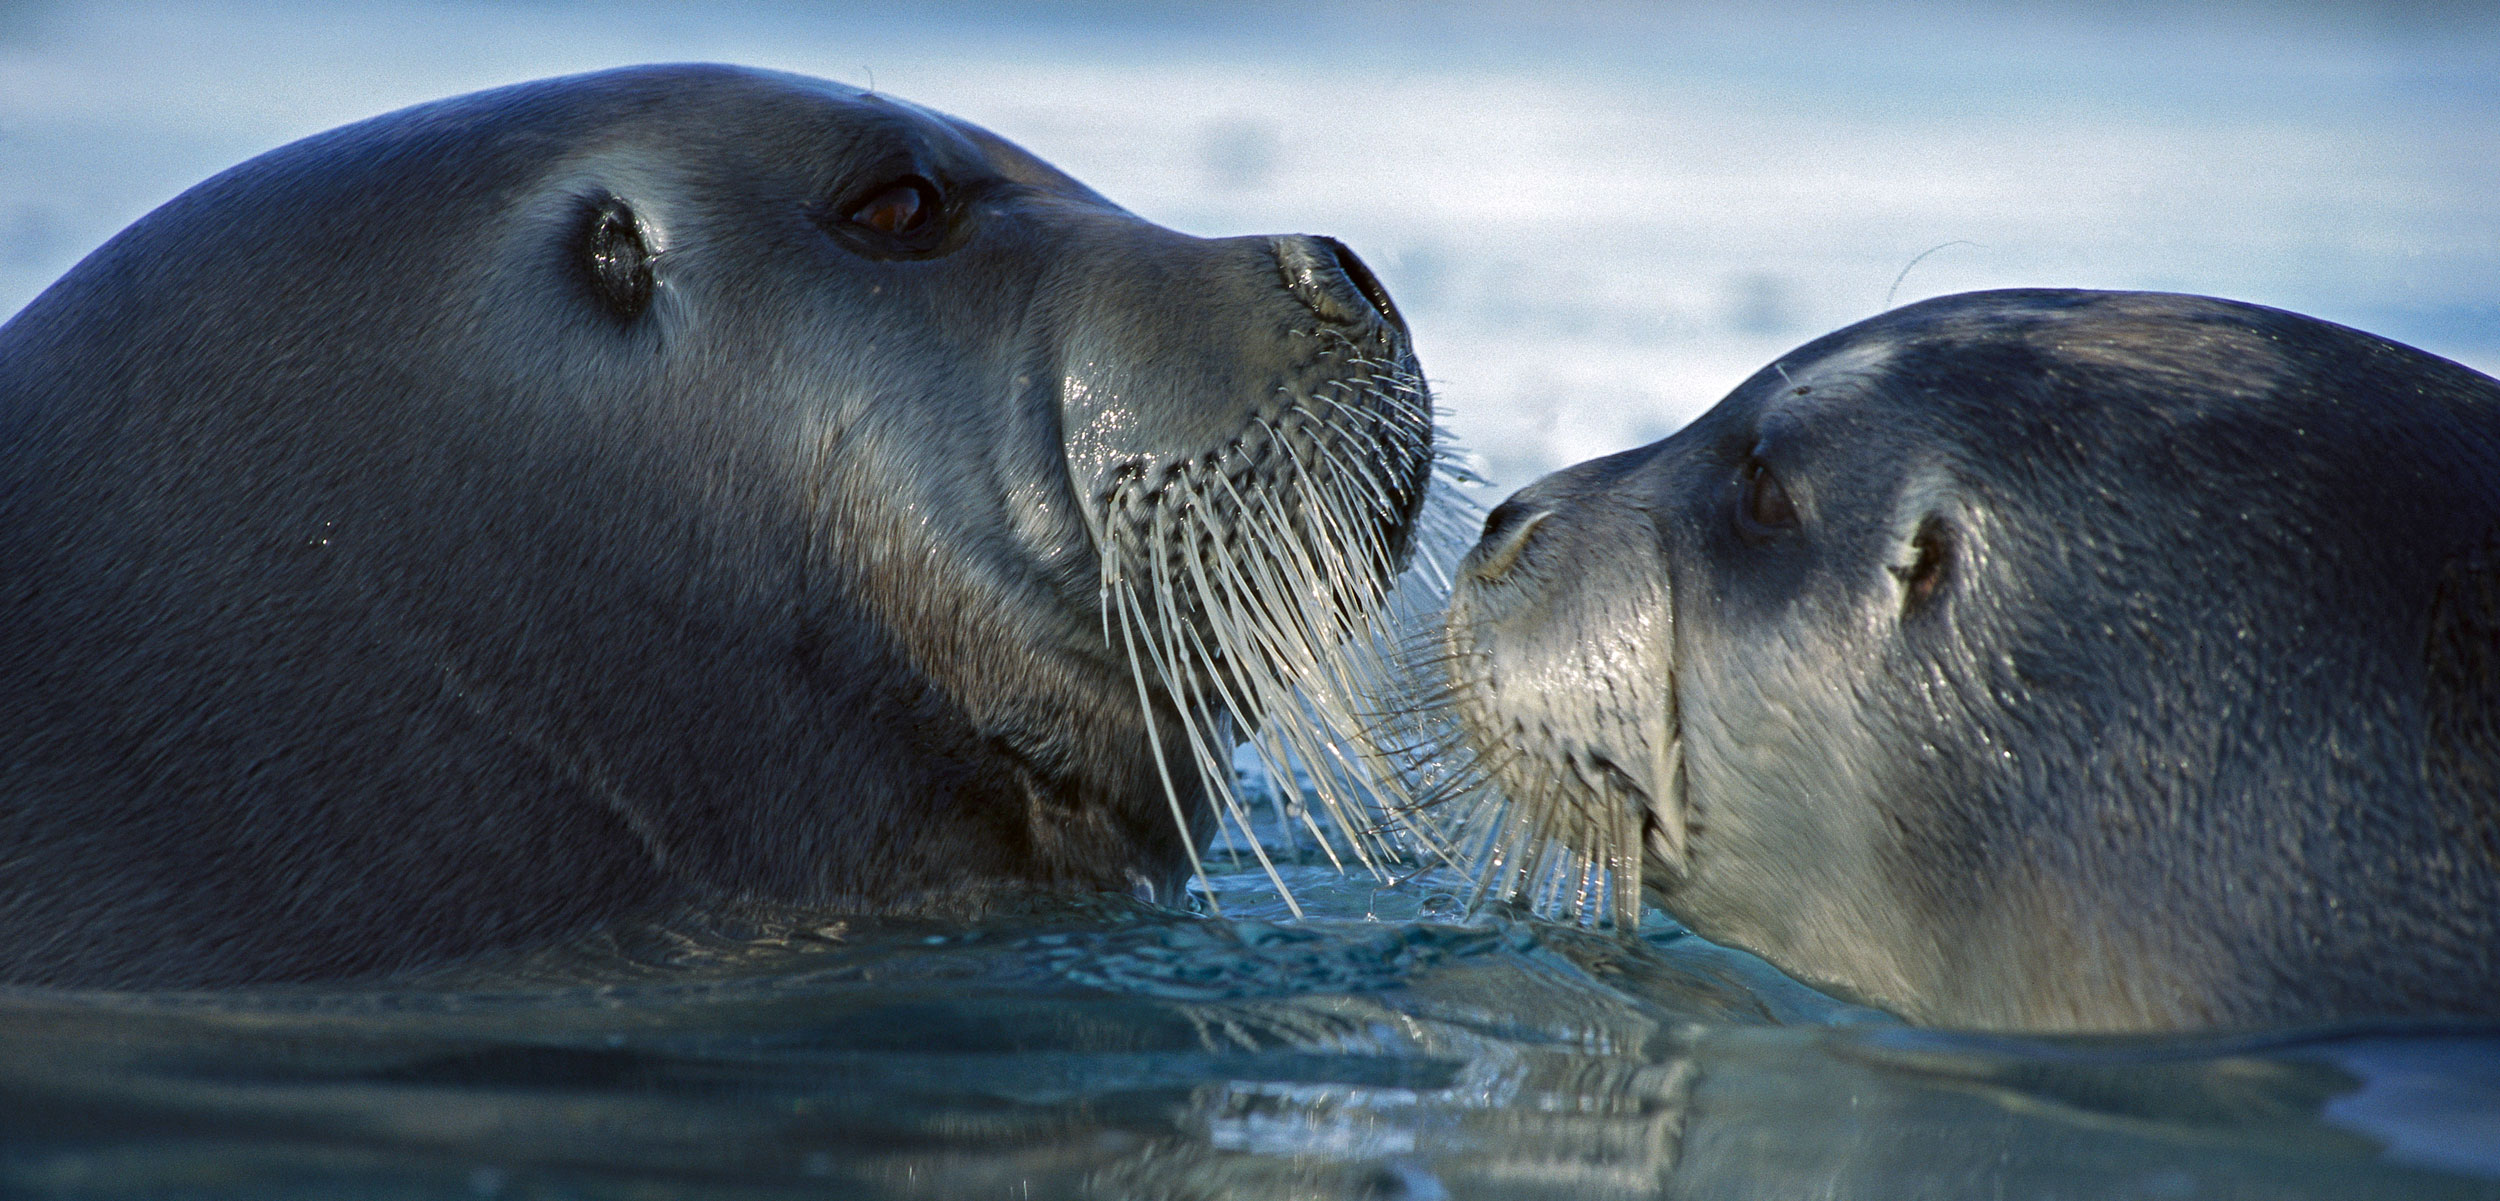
<box><xmin>0</xmin><ymin>65</ymin><xmax>1445</xmax><ymax>988</ymax></box>
<box><xmin>1444</xmin><ymin>289</ymin><xmax>2500</xmax><ymax>1032</ymax></box>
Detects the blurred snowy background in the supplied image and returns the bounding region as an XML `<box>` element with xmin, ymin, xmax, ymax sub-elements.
<box><xmin>2</xmin><ymin>0</ymin><xmax>2494</xmax><ymax>494</ymax></box>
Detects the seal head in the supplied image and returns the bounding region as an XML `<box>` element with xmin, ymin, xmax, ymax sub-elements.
<box><xmin>1447</xmin><ymin>289</ymin><xmax>2500</xmax><ymax>1031</ymax></box>
<box><xmin>0</xmin><ymin>65</ymin><xmax>1432</xmax><ymax>986</ymax></box>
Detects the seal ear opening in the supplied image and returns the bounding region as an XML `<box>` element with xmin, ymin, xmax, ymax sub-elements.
<box><xmin>1894</xmin><ymin>515</ymin><xmax>1953</xmax><ymax>617</ymax></box>
<box><xmin>1886</xmin><ymin>467</ymin><xmax>1960</xmax><ymax>620</ymax></box>
<box><xmin>577</xmin><ymin>193</ymin><xmax>654</xmax><ymax>323</ymax></box>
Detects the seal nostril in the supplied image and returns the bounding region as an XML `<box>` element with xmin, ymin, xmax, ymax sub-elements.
<box><xmin>1274</xmin><ymin>235</ymin><xmax>1407</xmax><ymax>334</ymax></box>
<box><xmin>1319</xmin><ymin>236</ymin><xmax>1404</xmax><ymax>335</ymax></box>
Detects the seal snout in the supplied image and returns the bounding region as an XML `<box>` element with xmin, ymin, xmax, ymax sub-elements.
<box><xmin>1445</xmin><ymin>475</ymin><xmax>1683</xmax><ymax>927</ymax></box>
<box><xmin>1273</xmin><ymin>235</ymin><xmax>1406</xmax><ymax>337</ymax></box>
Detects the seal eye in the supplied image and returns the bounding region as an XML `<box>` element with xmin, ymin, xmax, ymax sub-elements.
<box><xmin>847</xmin><ymin>176</ymin><xmax>939</xmax><ymax>237</ymax></box>
<box><xmin>1739</xmin><ymin>457</ymin><xmax>1798</xmax><ymax>534</ymax></box>
<box><xmin>579</xmin><ymin>195</ymin><xmax>653</xmax><ymax>323</ymax></box>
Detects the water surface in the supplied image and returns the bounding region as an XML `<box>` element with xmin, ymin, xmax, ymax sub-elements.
<box><xmin>6</xmin><ymin>842</ymin><xmax>2496</xmax><ymax>1200</ymax></box>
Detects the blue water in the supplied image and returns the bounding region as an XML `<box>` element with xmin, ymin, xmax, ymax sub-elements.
<box><xmin>4</xmin><ymin>843</ymin><xmax>2496</xmax><ymax>1199</ymax></box>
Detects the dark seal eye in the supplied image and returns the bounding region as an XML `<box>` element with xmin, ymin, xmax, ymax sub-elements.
<box><xmin>817</xmin><ymin>175</ymin><xmax>949</xmax><ymax>258</ymax></box>
<box><xmin>579</xmin><ymin>194</ymin><xmax>652</xmax><ymax>322</ymax></box>
<box><xmin>1739</xmin><ymin>457</ymin><xmax>1798</xmax><ymax>534</ymax></box>
<box><xmin>848</xmin><ymin>177</ymin><xmax>937</xmax><ymax>236</ymax></box>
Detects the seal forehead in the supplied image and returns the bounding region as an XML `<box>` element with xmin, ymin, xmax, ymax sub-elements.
<box><xmin>1774</xmin><ymin>339</ymin><xmax>1901</xmax><ymax>398</ymax></box>
<box><xmin>1738</xmin><ymin>339</ymin><xmax>1900</xmax><ymax>427</ymax></box>
<box><xmin>2024</xmin><ymin>293</ymin><xmax>2293</xmax><ymax>400</ymax></box>
<box><xmin>520</xmin><ymin>67</ymin><xmax>1068</xmax><ymax>209</ymax></box>
<box><xmin>935</xmin><ymin>115</ymin><xmax>1115</xmax><ymax>202</ymax></box>
<box><xmin>1729</xmin><ymin>341</ymin><xmax>1906</xmax><ymax>454</ymax></box>
<box><xmin>1882</xmin><ymin>290</ymin><xmax>2295</xmax><ymax>405</ymax></box>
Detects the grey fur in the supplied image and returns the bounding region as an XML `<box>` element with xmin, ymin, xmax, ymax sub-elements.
<box><xmin>0</xmin><ymin>65</ymin><xmax>1429</xmax><ymax>988</ymax></box>
<box><xmin>1448</xmin><ymin>289</ymin><xmax>2500</xmax><ymax>1032</ymax></box>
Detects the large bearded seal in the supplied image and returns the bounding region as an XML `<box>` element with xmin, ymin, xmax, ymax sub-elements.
<box><xmin>1444</xmin><ymin>289</ymin><xmax>2500</xmax><ymax>1032</ymax></box>
<box><xmin>0</xmin><ymin>65</ymin><xmax>1437</xmax><ymax>988</ymax></box>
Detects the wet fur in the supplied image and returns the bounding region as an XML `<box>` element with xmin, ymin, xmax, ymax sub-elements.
<box><xmin>1450</xmin><ymin>290</ymin><xmax>2500</xmax><ymax>1031</ymax></box>
<box><xmin>0</xmin><ymin>65</ymin><xmax>1430</xmax><ymax>987</ymax></box>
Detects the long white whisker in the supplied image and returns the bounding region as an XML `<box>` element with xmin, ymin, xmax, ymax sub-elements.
<box><xmin>1110</xmin><ymin>574</ymin><xmax>1221</xmax><ymax>917</ymax></box>
<box><xmin>1085</xmin><ymin>351</ymin><xmax>1491</xmax><ymax>920</ymax></box>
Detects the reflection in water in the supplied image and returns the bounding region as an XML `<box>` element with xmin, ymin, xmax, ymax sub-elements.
<box><xmin>2</xmin><ymin>863</ymin><xmax>2494</xmax><ymax>1200</ymax></box>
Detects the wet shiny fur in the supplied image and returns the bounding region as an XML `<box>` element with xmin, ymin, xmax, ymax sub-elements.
<box><xmin>0</xmin><ymin>65</ymin><xmax>1431</xmax><ymax>987</ymax></box>
<box><xmin>1448</xmin><ymin>290</ymin><xmax>2500</xmax><ymax>1031</ymax></box>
